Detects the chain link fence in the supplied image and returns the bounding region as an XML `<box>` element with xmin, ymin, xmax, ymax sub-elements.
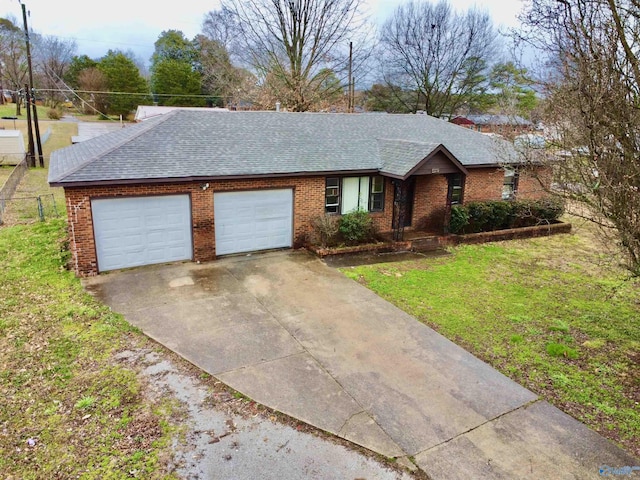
<box><xmin>0</xmin><ymin>193</ymin><xmax>60</xmax><ymax>225</ymax></box>
<box><xmin>0</xmin><ymin>158</ymin><xmax>28</xmax><ymax>224</ymax></box>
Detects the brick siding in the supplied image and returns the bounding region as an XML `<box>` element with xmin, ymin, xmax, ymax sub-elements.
<box><xmin>64</xmin><ymin>166</ymin><xmax>550</xmax><ymax>276</ymax></box>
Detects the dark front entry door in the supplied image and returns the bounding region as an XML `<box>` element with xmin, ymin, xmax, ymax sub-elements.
<box><xmin>393</xmin><ymin>177</ymin><xmax>416</xmax><ymax>228</ymax></box>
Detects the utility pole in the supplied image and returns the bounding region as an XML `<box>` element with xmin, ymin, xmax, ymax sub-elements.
<box><xmin>23</xmin><ymin>84</ymin><xmax>34</xmax><ymax>167</ymax></box>
<box><xmin>21</xmin><ymin>3</ymin><xmax>43</xmax><ymax>167</ymax></box>
<box><xmin>348</xmin><ymin>42</ymin><xmax>353</xmax><ymax>113</ymax></box>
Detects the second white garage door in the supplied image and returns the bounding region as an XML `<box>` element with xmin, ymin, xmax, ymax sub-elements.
<box><xmin>214</xmin><ymin>189</ymin><xmax>293</xmax><ymax>256</ymax></box>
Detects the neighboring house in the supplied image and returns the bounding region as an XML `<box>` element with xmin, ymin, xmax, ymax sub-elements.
<box><xmin>0</xmin><ymin>130</ymin><xmax>26</xmax><ymax>165</ymax></box>
<box><xmin>49</xmin><ymin>110</ymin><xmax>549</xmax><ymax>276</ymax></box>
<box><xmin>71</xmin><ymin>122</ymin><xmax>126</xmax><ymax>144</ymax></box>
<box><xmin>451</xmin><ymin>114</ymin><xmax>535</xmax><ymax>136</ymax></box>
<box><xmin>134</xmin><ymin>105</ymin><xmax>229</xmax><ymax>122</ymax></box>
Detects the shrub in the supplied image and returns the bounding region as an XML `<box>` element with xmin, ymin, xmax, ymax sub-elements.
<box><xmin>513</xmin><ymin>198</ymin><xmax>564</xmax><ymax>227</ymax></box>
<box><xmin>311</xmin><ymin>214</ymin><xmax>339</xmax><ymax>247</ymax></box>
<box><xmin>47</xmin><ymin>107</ymin><xmax>63</xmax><ymax>120</ymax></box>
<box><xmin>449</xmin><ymin>205</ymin><xmax>469</xmax><ymax>234</ymax></box>
<box><xmin>455</xmin><ymin>198</ymin><xmax>565</xmax><ymax>233</ymax></box>
<box><xmin>338</xmin><ymin>210</ymin><xmax>376</xmax><ymax>245</ymax></box>
<box><xmin>486</xmin><ymin>200</ymin><xmax>516</xmax><ymax>230</ymax></box>
<box><xmin>466</xmin><ymin>202</ymin><xmax>492</xmax><ymax>233</ymax></box>
<box><xmin>531</xmin><ymin>197</ymin><xmax>565</xmax><ymax>222</ymax></box>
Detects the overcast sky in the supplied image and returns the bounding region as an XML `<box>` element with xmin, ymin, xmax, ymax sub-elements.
<box><xmin>0</xmin><ymin>0</ymin><xmax>525</xmax><ymax>64</ymax></box>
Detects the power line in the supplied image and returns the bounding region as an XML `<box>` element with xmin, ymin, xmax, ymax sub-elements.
<box><xmin>36</xmin><ymin>88</ymin><xmax>223</xmax><ymax>99</ymax></box>
<box><xmin>41</xmin><ymin>64</ymin><xmax>113</xmax><ymax>119</ymax></box>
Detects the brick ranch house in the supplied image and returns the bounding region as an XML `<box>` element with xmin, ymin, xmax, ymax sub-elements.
<box><xmin>450</xmin><ymin>114</ymin><xmax>536</xmax><ymax>137</ymax></box>
<box><xmin>49</xmin><ymin>110</ymin><xmax>548</xmax><ymax>277</ymax></box>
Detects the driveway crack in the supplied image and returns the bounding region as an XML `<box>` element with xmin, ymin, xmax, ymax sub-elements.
<box><xmin>413</xmin><ymin>398</ymin><xmax>542</xmax><ymax>458</ymax></box>
<box><xmin>337</xmin><ymin>410</ymin><xmax>366</xmax><ymax>436</ymax></box>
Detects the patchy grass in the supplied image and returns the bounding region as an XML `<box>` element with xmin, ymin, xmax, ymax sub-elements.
<box><xmin>2</xmin><ymin>120</ymin><xmax>352</xmax><ymax>478</ymax></box>
<box><xmin>343</xmin><ymin>219</ymin><xmax>640</xmax><ymax>457</ymax></box>
<box><xmin>1</xmin><ymin>121</ymin><xmax>74</xmax><ymax>225</ymax></box>
<box><xmin>0</xmin><ymin>165</ymin><xmax>13</xmax><ymax>186</ymax></box>
<box><xmin>0</xmin><ymin>220</ymin><xmax>180</xmax><ymax>478</ymax></box>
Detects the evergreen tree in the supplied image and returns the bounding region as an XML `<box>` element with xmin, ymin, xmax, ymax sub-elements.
<box><xmin>150</xmin><ymin>30</ymin><xmax>203</xmax><ymax>106</ymax></box>
<box><xmin>98</xmin><ymin>50</ymin><xmax>149</xmax><ymax>116</ymax></box>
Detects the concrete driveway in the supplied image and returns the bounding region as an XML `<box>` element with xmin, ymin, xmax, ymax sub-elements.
<box><xmin>83</xmin><ymin>251</ymin><xmax>638</xmax><ymax>478</ymax></box>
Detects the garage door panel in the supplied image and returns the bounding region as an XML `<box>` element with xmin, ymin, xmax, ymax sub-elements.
<box><xmin>146</xmin><ymin>215</ymin><xmax>166</xmax><ymax>227</ymax></box>
<box><xmin>92</xmin><ymin>195</ymin><xmax>192</xmax><ymax>272</ymax></box>
<box><xmin>255</xmin><ymin>218</ymin><xmax>289</xmax><ymax>230</ymax></box>
<box><xmin>214</xmin><ymin>189</ymin><xmax>293</xmax><ymax>256</ymax></box>
<box><xmin>255</xmin><ymin>205</ymin><xmax>287</xmax><ymax>218</ymax></box>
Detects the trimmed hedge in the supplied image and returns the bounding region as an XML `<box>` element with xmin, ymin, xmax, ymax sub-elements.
<box><xmin>450</xmin><ymin>198</ymin><xmax>564</xmax><ymax>234</ymax></box>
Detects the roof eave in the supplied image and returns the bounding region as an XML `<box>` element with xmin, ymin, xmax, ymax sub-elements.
<box><xmin>397</xmin><ymin>144</ymin><xmax>469</xmax><ymax>180</ymax></box>
<box><xmin>50</xmin><ymin>168</ymin><xmax>382</xmax><ymax>188</ymax></box>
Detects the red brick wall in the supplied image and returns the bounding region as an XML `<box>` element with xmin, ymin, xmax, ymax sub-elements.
<box><xmin>408</xmin><ymin>167</ymin><xmax>551</xmax><ymax>233</ymax></box>
<box><xmin>517</xmin><ymin>165</ymin><xmax>551</xmax><ymax>200</ymax></box>
<box><xmin>65</xmin><ymin>177</ymin><xmax>325</xmax><ymax>276</ymax></box>
<box><xmin>464</xmin><ymin>167</ymin><xmax>504</xmax><ymax>202</ymax></box>
<box><xmin>369</xmin><ymin>177</ymin><xmax>395</xmax><ymax>233</ymax></box>
<box><xmin>64</xmin><ymin>168</ymin><xmax>550</xmax><ymax>276</ymax></box>
<box><xmin>412</xmin><ymin>175</ymin><xmax>449</xmax><ymax>231</ymax></box>
<box><xmin>464</xmin><ymin>165</ymin><xmax>551</xmax><ymax>202</ymax></box>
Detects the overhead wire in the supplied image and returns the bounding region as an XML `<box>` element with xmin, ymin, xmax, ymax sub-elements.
<box><xmin>40</xmin><ymin>64</ymin><xmax>113</xmax><ymax>119</ymax></box>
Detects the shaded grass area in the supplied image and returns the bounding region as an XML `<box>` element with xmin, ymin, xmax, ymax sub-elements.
<box><xmin>0</xmin><ymin>220</ymin><xmax>180</xmax><ymax>478</ymax></box>
<box><xmin>343</xmin><ymin>220</ymin><xmax>640</xmax><ymax>457</ymax></box>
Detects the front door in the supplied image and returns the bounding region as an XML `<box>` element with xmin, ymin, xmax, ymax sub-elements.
<box><xmin>393</xmin><ymin>177</ymin><xmax>416</xmax><ymax>229</ymax></box>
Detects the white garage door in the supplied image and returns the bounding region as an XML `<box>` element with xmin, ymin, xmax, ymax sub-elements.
<box><xmin>92</xmin><ymin>195</ymin><xmax>192</xmax><ymax>272</ymax></box>
<box><xmin>214</xmin><ymin>189</ymin><xmax>293</xmax><ymax>256</ymax></box>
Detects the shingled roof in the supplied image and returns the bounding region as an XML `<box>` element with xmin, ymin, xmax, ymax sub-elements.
<box><xmin>49</xmin><ymin>110</ymin><xmax>517</xmax><ymax>186</ymax></box>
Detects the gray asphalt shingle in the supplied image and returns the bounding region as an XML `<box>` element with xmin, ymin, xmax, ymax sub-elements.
<box><xmin>377</xmin><ymin>139</ymin><xmax>443</xmax><ymax>177</ymax></box>
<box><xmin>464</xmin><ymin>114</ymin><xmax>533</xmax><ymax>126</ymax></box>
<box><xmin>49</xmin><ymin>110</ymin><xmax>518</xmax><ymax>185</ymax></box>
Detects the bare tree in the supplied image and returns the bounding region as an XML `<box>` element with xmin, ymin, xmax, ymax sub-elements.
<box><xmin>201</xmin><ymin>6</ymin><xmax>240</xmax><ymax>61</ymax></box>
<box><xmin>379</xmin><ymin>0</ymin><xmax>498</xmax><ymax>117</ymax></box>
<box><xmin>77</xmin><ymin>67</ymin><xmax>108</xmax><ymax>114</ymax></box>
<box><xmin>220</xmin><ymin>0</ymin><xmax>373</xmax><ymax>111</ymax></box>
<box><xmin>0</xmin><ymin>17</ymin><xmax>27</xmax><ymax>115</ymax></box>
<box><xmin>519</xmin><ymin>0</ymin><xmax>640</xmax><ymax>275</ymax></box>
<box><xmin>32</xmin><ymin>35</ymin><xmax>77</xmax><ymax>106</ymax></box>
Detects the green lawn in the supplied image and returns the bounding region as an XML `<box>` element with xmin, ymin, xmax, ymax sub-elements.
<box><xmin>0</xmin><ymin>103</ymin><xmax>50</xmax><ymax>122</ymax></box>
<box><xmin>0</xmin><ymin>120</ymin><xmax>183</xmax><ymax>478</ymax></box>
<box><xmin>343</xmin><ymin>220</ymin><xmax>640</xmax><ymax>457</ymax></box>
<box><xmin>0</xmin><ymin>220</ymin><xmax>180</xmax><ymax>479</ymax></box>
